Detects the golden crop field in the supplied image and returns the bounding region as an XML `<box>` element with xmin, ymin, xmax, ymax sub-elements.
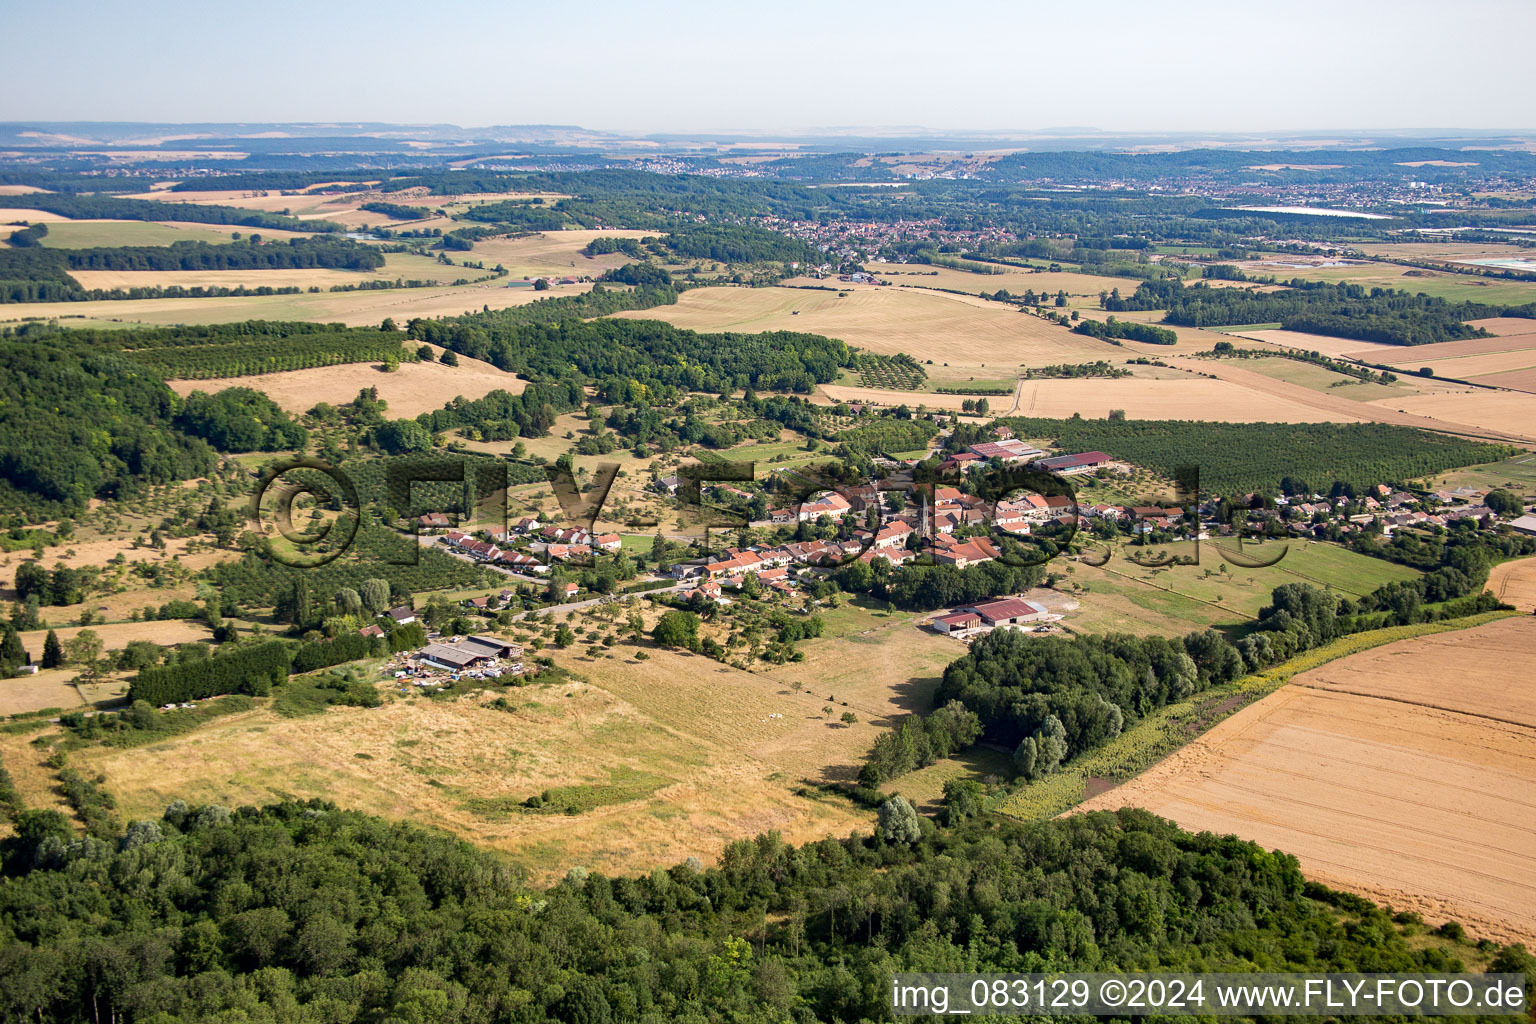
<box><xmin>467</xmin><ymin>229</ymin><xmax>658</xmax><ymax>278</ymax></box>
<box><xmin>1364</xmin><ymin>389</ymin><xmax>1536</xmax><ymax>440</ymax></box>
<box><xmin>1488</xmin><ymin>555</ymin><xmax>1536</xmax><ymax>612</ymax></box>
<box><xmin>612</xmin><ymin>284</ymin><xmax>1164</xmax><ymax>369</ymax></box>
<box><xmin>0</xmin><ymin>278</ymin><xmax>594</xmax><ymax>328</ymax></box>
<box><xmin>1077</xmin><ymin>615</ymin><xmax>1536</xmax><ymax>945</ymax></box>
<box><xmin>167</xmin><ymin>345</ymin><xmax>524</xmax><ymax>417</ymax></box>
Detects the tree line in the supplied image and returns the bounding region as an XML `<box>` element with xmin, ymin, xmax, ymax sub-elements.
<box><xmin>0</xmin><ymin>798</ymin><xmax>1523</xmax><ymax>1023</ymax></box>
<box><xmin>0</xmin><ymin>193</ymin><xmax>335</xmax><ymax>232</ymax></box>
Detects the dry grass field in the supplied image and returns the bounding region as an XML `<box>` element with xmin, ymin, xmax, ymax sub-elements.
<box><xmin>42</xmin><ymin>601</ymin><xmax>959</xmax><ymax>882</ymax></box>
<box><xmin>0</xmin><ymin>278</ymin><xmax>593</xmax><ymax>328</ymax></box>
<box><xmin>466</xmin><ymin>229</ymin><xmax>658</xmax><ymax>278</ymax></box>
<box><xmin>0</xmin><ymin>671</ymin><xmax>87</xmax><ymax>716</ymax></box>
<box><xmin>876</xmin><ymin>263</ymin><xmax>1137</xmax><ymax>302</ymax></box>
<box><xmin>167</xmin><ymin>347</ymin><xmax>523</xmax><ymax>417</ymax></box>
<box><xmin>611</xmin><ymin>285</ymin><xmax>1123</xmax><ymax>369</ymax></box>
<box><xmin>1077</xmin><ymin>615</ymin><xmax>1536</xmax><ymax>945</ymax></box>
<box><xmin>60</xmin><ymin>644</ymin><xmax>874</xmax><ymax>883</ymax></box>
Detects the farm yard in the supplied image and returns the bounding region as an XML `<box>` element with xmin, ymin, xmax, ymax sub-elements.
<box><xmin>1076</xmin><ymin>615</ymin><xmax>1536</xmax><ymax>945</ymax></box>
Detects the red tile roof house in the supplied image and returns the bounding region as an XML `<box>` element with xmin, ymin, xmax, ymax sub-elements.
<box><xmin>798</xmin><ymin>492</ymin><xmax>852</xmax><ymax>521</ymax></box>
<box><xmin>560</xmin><ymin>582</ymin><xmax>580</xmax><ymax>600</ymax></box>
<box><xmin>941</xmin><ymin>453</ymin><xmax>985</xmax><ymax>474</ymax></box>
<box><xmin>932</xmin><ymin>537</ymin><xmax>1000</xmax><ymax>568</ymax></box>
<box><xmin>418</xmin><ymin>512</ymin><xmax>452</xmax><ymax>529</ymax></box>
<box><xmin>358</xmin><ymin>624</ymin><xmax>385</xmax><ymax>638</ymax></box>
<box><xmin>594</xmin><ymin>533</ymin><xmax>622</xmax><ymax>551</ymax></box>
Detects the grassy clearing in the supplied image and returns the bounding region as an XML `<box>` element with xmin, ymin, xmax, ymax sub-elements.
<box><xmin>29</xmin><ymin>220</ymin><xmax>239</xmax><ymax>247</ymax></box>
<box><xmin>1056</xmin><ymin>539</ymin><xmax>1420</xmax><ymax>634</ymax></box>
<box><xmin>995</xmin><ymin>610</ymin><xmax>1518</xmax><ymax>823</ymax></box>
<box><xmin>1258</xmin><ymin>259</ymin><xmax>1536</xmax><ymax>305</ymax></box>
<box><xmin>1233</xmin><ymin>356</ymin><xmax>1411</xmax><ymax>402</ymax></box>
<box><xmin>1413</xmin><ymin>453</ymin><xmax>1536</xmax><ymax>499</ymax></box>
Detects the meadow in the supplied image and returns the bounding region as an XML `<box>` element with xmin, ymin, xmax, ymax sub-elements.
<box><xmin>166</xmin><ymin>344</ymin><xmax>525</xmax><ymax>417</ymax></box>
<box><xmin>1056</xmin><ymin>539</ymin><xmax>1421</xmax><ymax>635</ymax></box>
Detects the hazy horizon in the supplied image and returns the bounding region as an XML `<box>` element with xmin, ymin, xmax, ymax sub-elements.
<box><xmin>4</xmin><ymin>0</ymin><xmax>1532</xmax><ymax>134</ymax></box>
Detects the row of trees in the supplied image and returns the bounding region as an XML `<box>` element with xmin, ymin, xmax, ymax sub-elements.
<box><xmin>410</xmin><ymin>312</ymin><xmax>851</xmax><ymax>395</ymax></box>
<box><xmin>999</xmin><ymin>416</ymin><xmax>1514</xmax><ymax>496</ymax></box>
<box><xmin>62</xmin><ymin>236</ymin><xmax>385</xmax><ymax>273</ymax></box>
<box><xmin>1072</xmin><ymin>315</ymin><xmax>1178</xmax><ymax>345</ymax></box>
<box><xmin>127</xmin><ymin>641</ymin><xmax>291</xmax><ymax>705</ymax></box>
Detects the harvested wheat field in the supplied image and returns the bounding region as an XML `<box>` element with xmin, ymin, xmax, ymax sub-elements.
<box><xmin>1078</xmin><ymin>616</ymin><xmax>1536</xmax><ymax>945</ymax></box>
<box><xmin>1235</xmin><ymin>328</ymin><xmax>1413</xmax><ymax>361</ymax></box>
<box><xmin>1467</xmin><ymin>317</ymin><xmax>1536</xmax><ymax>337</ymax></box>
<box><xmin>0</xmin><ymin>279</ymin><xmax>593</xmax><ymax>328</ymax></box>
<box><xmin>1365</xmin><ymin>390</ymin><xmax>1536</xmax><ymax>441</ymax></box>
<box><xmin>611</xmin><ymin>285</ymin><xmax>1120</xmax><ymax>369</ymax></box>
<box><xmin>1376</xmin><ymin>332</ymin><xmax>1536</xmax><ymax>364</ymax></box>
<box><xmin>1381</xmin><ymin>348</ymin><xmax>1536</xmax><ymax>380</ymax></box>
<box><xmin>1488</xmin><ymin>555</ymin><xmax>1536</xmax><ymax>612</ymax></box>
<box><xmin>1012</xmin><ymin>376</ymin><xmax>1354</xmax><ymax>421</ymax></box>
<box><xmin>168</xmin><ymin>348</ymin><xmax>523</xmax><ymax>417</ymax></box>
<box><xmin>467</xmin><ymin>229</ymin><xmax>658</xmax><ymax>278</ymax></box>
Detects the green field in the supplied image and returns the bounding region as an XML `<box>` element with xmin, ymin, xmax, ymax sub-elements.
<box><xmin>1059</xmin><ymin>538</ymin><xmax>1421</xmax><ymax>635</ymax></box>
<box><xmin>33</xmin><ymin>220</ymin><xmax>240</xmax><ymax>247</ymax></box>
<box><xmin>1413</xmin><ymin>453</ymin><xmax>1536</xmax><ymax>500</ymax></box>
<box><xmin>1234</xmin><ymin>355</ymin><xmax>1410</xmax><ymax>401</ymax></box>
<box><xmin>1272</xmin><ymin>260</ymin><xmax>1536</xmax><ymax>305</ymax></box>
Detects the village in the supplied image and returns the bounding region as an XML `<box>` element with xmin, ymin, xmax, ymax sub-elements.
<box><xmin>407</xmin><ymin>424</ymin><xmax>1531</xmax><ymax>655</ymax></box>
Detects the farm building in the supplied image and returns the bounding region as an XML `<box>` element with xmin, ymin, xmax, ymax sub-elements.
<box><xmin>968</xmin><ymin>598</ymin><xmax>1049</xmax><ymax>626</ymax></box>
<box><xmin>932</xmin><ymin>611</ymin><xmax>982</xmax><ymax>634</ymax></box>
<box><xmin>1510</xmin><ymin>514</ymin><xmax>1536</xmax><ymax>536</ymax></box>
<box><xmin>1033</xmin><ymin>451</ymin><xmax>1111</xmax><ymax>474</ymax></box>
<box><xmin>415</xmin><ymin>635</ymin><xmax>524</xmax><ymax>672</ymax></box>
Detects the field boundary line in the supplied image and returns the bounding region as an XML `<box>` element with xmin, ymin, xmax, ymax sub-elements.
<box><xmin>1286</xmin><ymin>682</ymin><xmax>1536</xmax><ymax>733</ymax></box>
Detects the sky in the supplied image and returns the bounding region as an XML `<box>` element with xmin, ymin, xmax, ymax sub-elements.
<box><xmin>3</xmin><ymin>0</ymin><xmax>1533</xmax><ymax>135</ymax></box>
